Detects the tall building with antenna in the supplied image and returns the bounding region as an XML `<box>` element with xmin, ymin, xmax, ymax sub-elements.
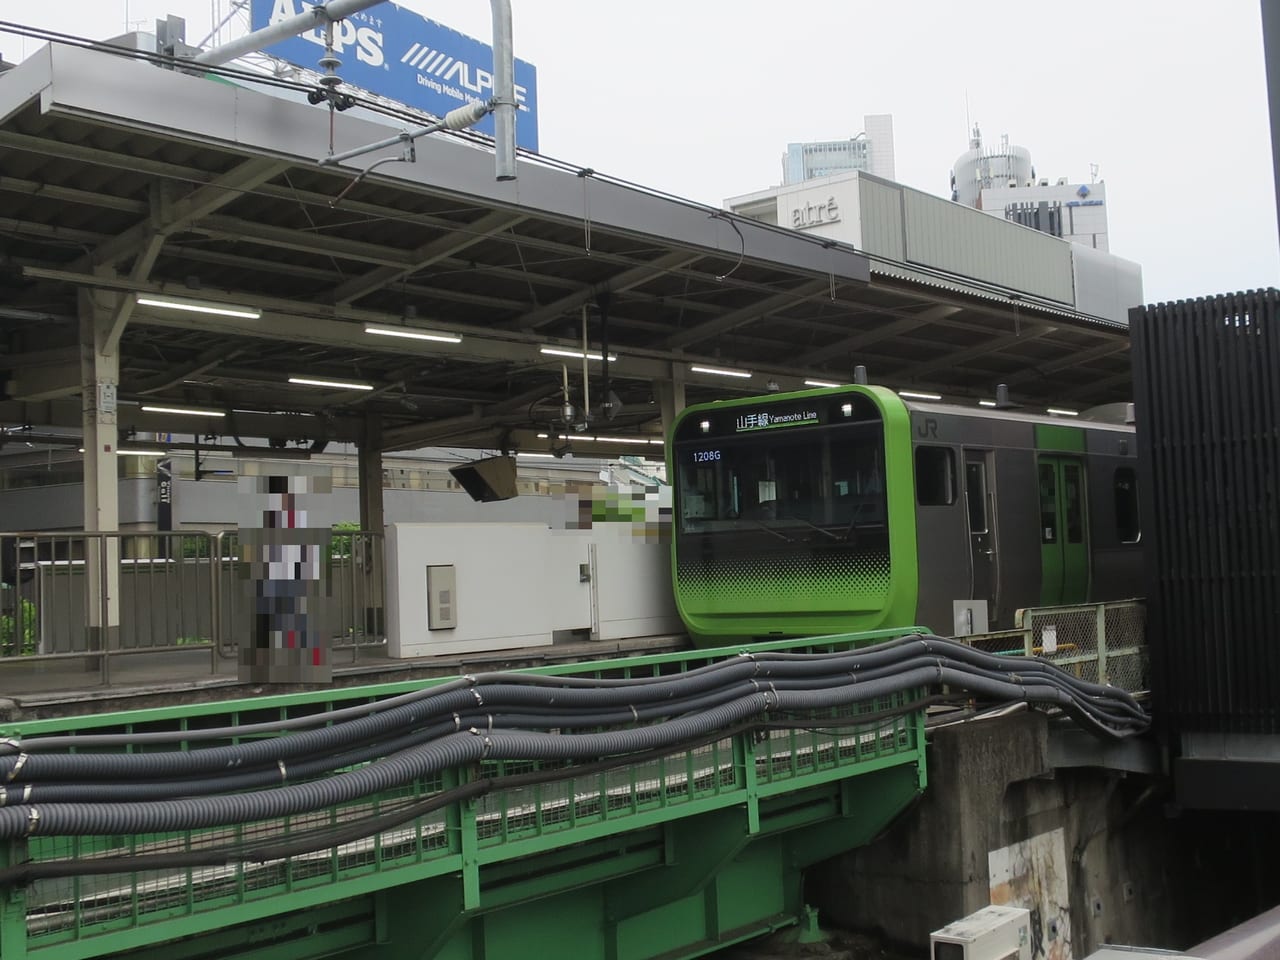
<box><xmin>950</xmin><ymin>124</ymin><xmax>1109</xmax><ymax>252</ymax></box>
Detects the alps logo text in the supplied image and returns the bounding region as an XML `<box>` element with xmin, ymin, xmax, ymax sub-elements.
<box><xmin>269</xmin><ymin>0</ymin><xmax>385</xmax><ymax>68</ymax></box>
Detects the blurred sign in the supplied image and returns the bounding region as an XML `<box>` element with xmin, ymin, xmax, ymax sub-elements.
<box><xmin>250</xmin><ymin>0</ymin><xmax>539</xmax><ymax>151</ymax></box>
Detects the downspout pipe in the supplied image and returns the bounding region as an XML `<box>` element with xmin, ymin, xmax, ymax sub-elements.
<box><xmin>193</xmin><ymin>0</ymin><xmax>389</xmax><ymax>66</ymax></box>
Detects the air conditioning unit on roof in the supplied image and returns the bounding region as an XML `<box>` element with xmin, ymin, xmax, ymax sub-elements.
<box><xmin>930</xmin><ymin>905</ymin><xmax>1031</xmax><ymax>960</ymax></box>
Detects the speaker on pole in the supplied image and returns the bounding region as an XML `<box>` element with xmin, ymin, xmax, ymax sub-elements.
<box><xmin>449</xmin><ymin>456</ymin><xmax>519</xmax><ymax>502</ymax></box>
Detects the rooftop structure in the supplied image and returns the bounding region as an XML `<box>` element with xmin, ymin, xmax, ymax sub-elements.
<box><xmin>783</xmin><ymin>114</ymin><xmax>896</xmax><ymax>184</ymax></box>
<box><xmin>951</xmin><ymin>125</ymin><xmax>1110</xmax><ymax>251</ymax></box>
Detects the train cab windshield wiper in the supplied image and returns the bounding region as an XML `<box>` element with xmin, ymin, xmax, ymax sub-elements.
<box><xmin>777</xmin><ymin>513</ymin><xmax>842</xmax><ymax>541</ymax></box>
<box><xmin>738</xmin><ymin>517</ymin><xmax>796</xmax><ymax>543</ymax></box>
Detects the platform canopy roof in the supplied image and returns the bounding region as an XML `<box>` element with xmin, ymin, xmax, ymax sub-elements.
<box><xmin>0</xmin><ymin>43</ymin><xmax>1132</xmax><ymax>458</ymax></box>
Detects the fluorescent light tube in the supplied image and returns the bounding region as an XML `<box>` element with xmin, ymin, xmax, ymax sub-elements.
<box><xmin>288</xmin><ymin>377</ymin><xmax>374</xmax><ymax>391</ymax></box>
<box><xmin>978</xmin><ymin>400</ymin><xmax>998</xmax><ymax>408</ymax></box>
<box><xmin>135</xmin><ymin>294</ymin><xmax>261</xmax><ymax>320</ymax></box>
<box><xmin>804</xmin><ymin>379</ymin><xmax>842</xmax><ymax>389</ymax></box>
<box><xmin>540</xmin><ymin>346</ymin><xmax>617</xmax><ymax>362</ymax></box>
<box><xmin>898</xmin><ymin>390</ymin><xmax>942</xmax><ymax>401</ymax></box>
<box><xmin>365</xmin><ymin>325</ymin><xmax>462</xmax><ymax>344</ymax></box>
<box><xmin>117</xmin><ymin>448</ymin><xmax>168</xmax><ymax>456</ymax></box>
<box><xmin>1047</xmin><ymin>407</ymin><xmax>1079</xmax><ymax>417</ymax></box>
<box><xmin>551</xmin><ymin>434</ymin><xmax>663</xmax><ymax>445</ymax></box>
<box><xmin>690</xmin><ymin>364</ymin><xmax>751</xmax><ymax>379</ymax></box>
<box><xmin>140</xmin><ymin>405</ymin><xmax>226</xmax><ymax>418</ymax></box>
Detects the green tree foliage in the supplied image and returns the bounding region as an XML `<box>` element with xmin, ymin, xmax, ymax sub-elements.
<box><xmin>0</xmin><ymin>590</ymin><xmax>37</xmax><ymax>656</ymax></box>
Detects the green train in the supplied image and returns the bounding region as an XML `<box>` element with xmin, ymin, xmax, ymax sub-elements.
<box><xmin>668</xmin><ymin>384</ymin><xmax>1142</xmax><ymax>643</ymax></box>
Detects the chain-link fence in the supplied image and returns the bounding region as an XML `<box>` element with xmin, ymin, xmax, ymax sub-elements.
<box><xmin>955</xmin><ymin>601</ymin><xmax>1147</xmax><ymax>693</ymax></box>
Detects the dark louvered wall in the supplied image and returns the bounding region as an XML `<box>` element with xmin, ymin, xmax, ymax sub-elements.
<box><xmin>1130</xmin><ymin>290</ymin><xmax>1280</xmax><ymax>735</ymax></box>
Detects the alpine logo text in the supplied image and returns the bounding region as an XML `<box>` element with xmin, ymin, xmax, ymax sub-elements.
<box><xmin>400</xmin><ymin>43</ymin><xmax>529</xmax><ymax>109</ymax></box>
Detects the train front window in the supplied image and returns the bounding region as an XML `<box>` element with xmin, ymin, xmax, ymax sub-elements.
<box><xmin>676</xmin><ymin>420</ymin><xmax>886</xmax><ymax>538</ymax></box>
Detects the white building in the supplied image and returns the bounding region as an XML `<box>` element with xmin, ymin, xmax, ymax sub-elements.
<box><xmin>951</xmin><ymin>125</ymin><xmax>1109</xmax><ymax>252</ymax></box>
<box><xmin>782</xmin><ymin>114</ymin><xmax>896</xmax><ymax>184</ymax></box>
<box><xmin>724</xmin><ymin>169</ymin><xmax>1140</xmax><ymax>326</ymax></box>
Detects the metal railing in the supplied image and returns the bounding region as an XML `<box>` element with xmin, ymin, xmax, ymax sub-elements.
<box><xmin>956</xmin><ymin>600</ymin><xmax>1148</xmax><ymax>693</ymax></box>
<box><xmin>0</xmin><ymin>529</ymin><xmax>386</xmax><ymax>684</ymax></box>
<box><xmin>0</xmin><ymin>628</ymin><xmax>927</xmax><ymax>957</ymax></box>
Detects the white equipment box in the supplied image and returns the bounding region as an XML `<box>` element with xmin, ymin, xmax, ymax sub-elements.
<box><xmin>931</xmin><ymin>905</ymin><xmax>1031</xmax><ymax>960</ymax></box>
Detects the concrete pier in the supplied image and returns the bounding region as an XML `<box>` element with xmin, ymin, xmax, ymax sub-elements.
<box><xmin>810</xmin><ymin>711</ymin><xmax>1280</xmax><ymax>955</ymax></box>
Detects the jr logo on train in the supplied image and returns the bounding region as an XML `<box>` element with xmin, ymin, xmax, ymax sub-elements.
<box><xmin>667</xmin><ymin>384</ymin><xmax>1142</xmax><ymax>644</ymax></box>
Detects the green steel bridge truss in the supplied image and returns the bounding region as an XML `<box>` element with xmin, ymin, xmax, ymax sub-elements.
<box><xmin>0</xmin><ymin>629</ymin><xmax>928</xmax><ymax>960</ymax></box>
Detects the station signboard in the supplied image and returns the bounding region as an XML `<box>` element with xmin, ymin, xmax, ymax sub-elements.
<box><xmin>249</xmin><ymin>0</ymin><xmax>539</xmax><ymax>152</ymax></box>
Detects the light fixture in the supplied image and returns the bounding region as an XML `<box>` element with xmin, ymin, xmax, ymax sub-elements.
<box><xmin>364</xmin><ymin>324</ymin><xmax>462</xmax><ymax>344</ymax></box>
<box><xmin>898</xmin><ymin>390</ymin><xmax>942</xmax><ymax>401</ymax></box>
<box><xmin>134</xmin><ymin>294</ymin><xmax>261</xmax><ymax>320</ymax></box>
<box><xmin>550</xmin><ymin>433</ymin><xmax>663</xmax><ymax>445</ymax></box>
<box><xmin>690</xmin><ymin>364</ymin><xmax>752</xmax><ymax>379</ymax></box>
<box><xmin>288</xmin><ymin>376</ymin><xmax>374</xmax><ymax>391</ymax></box>
<box><xmin>1047</xmin><ymin>407</ymin><xmax>1079</xmax><ymax>417</ymax></box>
<box><xmin>517</xmin><ymin>451</ymin><xmax>556</xmax><ymax>459</ymax></box>
<box><xmin>140</xmin><ymin>405</ymin><xmax>226</xmax><ymax>418</ymax></box>
<box><xmin>117</xmin><ymin>448</ymin><xmax>168</xmax><ymax>456</ymax></box>
<box><xmin>804</xmin><ymin>379</ymin><xmax>842</xmax><ymax>389</ymax></box>
<box><xmin>978</xmin><ymin>400</ymin><xmax>998</xmax><ymax>408</ymax></box>
<box><xmin>539</xmin><ymin>346</ymin><xmax>617</xmax><ymax>362</ymax></box>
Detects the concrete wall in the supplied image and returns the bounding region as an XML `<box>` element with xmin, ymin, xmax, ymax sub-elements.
<box><xmin>0</xmin><ymin>478</ymin><xmax>154</xmax><ymax>531</ymax></box>
<box><xmin>808</xmin><ymin>712</ymin><xmax>1280</xmax><ymax>955</ymax></box>
<box><xmin>1072</xmin><ymin>243</ymin><xmax>1144</xmax><ymax>325</ymax></box>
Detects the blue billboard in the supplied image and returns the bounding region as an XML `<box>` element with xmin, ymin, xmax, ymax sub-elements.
<box><xmin>249</xmin><ymin>0</ymin><xmax>539</xmax><ymax>152</ymax></box>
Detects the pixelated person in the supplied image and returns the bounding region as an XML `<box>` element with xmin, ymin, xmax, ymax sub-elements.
<box><xmin>236</xmin><ymin>474</ymin><xmax>334</xmax><ymax>683</ymax></box>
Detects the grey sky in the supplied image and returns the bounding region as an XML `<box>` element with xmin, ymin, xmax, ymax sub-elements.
<box><xmin>2</xmin><ymin>1</ymin><xmax>1276</xmax><ymax>304</ymax></box>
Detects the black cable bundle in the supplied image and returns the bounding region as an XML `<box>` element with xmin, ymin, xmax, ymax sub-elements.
<box><xmin>0</xmin><ymin>633</ymin><xmax>1147</xmax><ymax>885</ymax></box>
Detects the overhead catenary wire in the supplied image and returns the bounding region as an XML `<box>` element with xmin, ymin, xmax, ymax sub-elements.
<box><xmin>0</xmin><ymin>21</ymin><xmax>1125</xmax><ymax>334</ymax></box>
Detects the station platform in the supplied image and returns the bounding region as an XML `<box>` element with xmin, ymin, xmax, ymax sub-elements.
<box><xmin>0</xmin><ymin>633</ymin><xmax>690</xmax><ymax>720</ymax></box>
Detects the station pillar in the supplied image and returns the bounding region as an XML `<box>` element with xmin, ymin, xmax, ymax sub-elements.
<box><xmin>357</xmin><ymin>412</ymin><xmax>386</xmax><ymax>639</ymax></box>
<box><xmin>654</xmin><ymin>367</ymin><xmax>686</xmax><ymax>439</ymax></box>
<box><xmin>78</xmin><ymin>289</ymin><xmax>121</xmax><ymax>663</ymax></box>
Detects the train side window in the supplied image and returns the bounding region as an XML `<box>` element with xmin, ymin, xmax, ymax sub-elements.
<box><xmin>1063</xmin><ymin>463</ymin><xmax>1084</xmax><ymax>544</ymax></box>
<box><xmin>915</xmin><ymin>446</ymin><xmax>956</xmax><ymax>506</ymax></box>
<box><xmin>1114</xmin><ymin>467</ymin><xmax>1141</xmax><ymax>543</ymax></box>
<box><xmin>1039</xmin><ymin>463</ymin><xmax>1057</xmax><ymax>543</ymax></box>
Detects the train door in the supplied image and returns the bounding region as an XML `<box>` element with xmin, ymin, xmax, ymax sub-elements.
<box><xmin>1037</xmin><ymin>455</ymin><xmax>1089</xmax><ymax>605</ymax></box>
<box><xmin>963</xmin><ymin>449</ymin><xmax>996</xmax><ymax>619</ymax></box>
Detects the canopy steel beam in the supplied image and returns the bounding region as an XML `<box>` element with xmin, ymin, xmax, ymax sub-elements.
<box><xmin>512</xmin><ymin>251</ymin><xmax>704</xmax><ymax>332</ymax></box>
<box><xmin>81</xmin><ymin>156</ymin><xmax>291</xmax><ymax>273</ymax></box>
<box><xmin>0</xmin><ymin>130</ymin><xmax>212</xmax><ymax>182</ymax></box>
<box><xmin>1001</xmin><ymin>340</ymin><xmax>1131</xmax><ymax>386</ymax></box>
<box><xmin>663</xmin><ymin>279</ymin><xmax>829</xmax><ymax>350</ymax></box>
<box><xmin>329</xmin><ymin>211</ymin><xmax>527</xmax><ymax>305</ymax></box>
<box><xmin>793</xmin><ymin>304</ymin><xmax>962</xmax><ymax>367</ymax></box>
<box><xmin>899</xmin><ymin>325</ymin><xmax>1056</xmax><ymax>381</ymax></box>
